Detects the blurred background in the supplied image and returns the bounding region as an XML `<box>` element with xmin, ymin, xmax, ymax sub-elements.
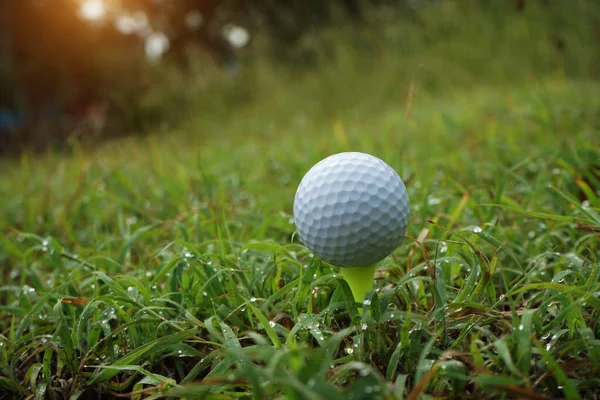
<box><xmin>1</xmin><ymin>0</ymin><xmax>598</xmax><ymax>155</ymax></box>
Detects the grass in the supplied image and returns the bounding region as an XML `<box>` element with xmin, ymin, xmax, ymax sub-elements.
<box><xmin>2</xmin><ymin>2</ymin><xmax>600</xmax><ymax>399</ymax></box>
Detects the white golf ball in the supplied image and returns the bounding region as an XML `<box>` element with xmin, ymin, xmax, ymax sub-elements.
<box><xmin>293</xmin><ymin>152</ymin><xmax>410</xmax><ymax>267</ymax></box>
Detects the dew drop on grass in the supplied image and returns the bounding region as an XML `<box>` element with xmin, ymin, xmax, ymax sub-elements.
<box><xmin>528</xmin><ymin>231</ymin><xmax>535</xmax><ymax>238</ymax></box>
<box><xmin>228</xmin><ymin>374</ymin><xmax>235</xmax><ymax>382</ymax></box>
<box><xmin>203</xmin><ymin>291</ymin><xmax>208</xmax><ymax>297</ymax></box>
<box><xmin>427</xmin><ymin>196</ymin><xmax>441</xmax><ymax>206</ymax></box>
<box><xmin>363</xmin><ymin>299</ymin><xmax>371</xmax><ymax>306</ymax></box>
<box><xmin>184</xmin><ymin>252</ymin><xmax>193</xmax><ymax>258</ymax></box>
<box><xmin>360</xmin><ymin>369</ymin><xmax>370</xmax><ymax>377</ymax></box>
<box><xmin>269</xmin><ymin>321</ymin><xmax>276</xmax><ymax>328</ymax></box>
<box><xmin>250</xmin><ymin>297</ymin><xmax>257</xmax><ymax>302</ymax></box>
<box><xmin>361</xmin><ymin>323</ymin><xmax>368</xmax><ymax>331</ymax></box>
<box><xmin>146</xmin><ymin>271</ymin><xmax>152</xmax><ymax>277</ymax></box>
<box><xmin>344</xmin><ymin>347</ymin><xmax>354</xmax><ymax>354</ymax></box>
<box><xmin>390</xmin><ymin>313</ymin><xmax>395</xmax><ymax>318</ymax></box>
<box><xmin>22</xmin><ymin>285</ymin><xmax>35</xmax><ymax>297</ymax></box>
<box><xmin>439</xmin><ymin>241</ymin><xmax>448</xmax><ymax>253</ymax></box>
<box><xmin>473</xmin><ymin>226</ymin><xmax>482</xmax><ymax>233</ymax></box>
<box><xmin>518</xmin><ymin>324</ymin><xmax>524</xmax><ymax>331</ymax></box>
<box><xmin>582</xmin><ymin>200</ymin><xmax>590</xmax><ymax>208</ymax></box>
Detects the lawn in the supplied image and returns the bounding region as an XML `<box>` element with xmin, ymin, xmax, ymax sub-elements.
<box><xmin>1</xmin><ymin>2</ymin><xmax>600</xmax><ymax>399</ymax></box>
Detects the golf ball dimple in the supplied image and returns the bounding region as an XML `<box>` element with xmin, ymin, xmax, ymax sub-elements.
<box><xmin>293</xmin><ymin>152</ymin><xmax>410</xmax><ymax>267</ymax></box>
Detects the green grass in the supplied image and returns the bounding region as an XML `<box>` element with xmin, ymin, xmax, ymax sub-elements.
<box><xmin>1</xmin><ymin>78</ymin><xmax>599</xmax><ymax>399</ymax></box>
<box><xmin>2</xmin><ymin>2</ymin><xmax>600</xmax><ymax>398</ymax></box>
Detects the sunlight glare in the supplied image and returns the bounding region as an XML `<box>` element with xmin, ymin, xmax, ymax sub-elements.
<box><xmin>79</xmin><ymin>0</ymin><xmax>106</xmax><ymax>21</ymax></box>
<box><xmin>145</xmin><ymin>32</ymin><xmax>170</xmax><ymax>61</ymax></box>
<box><xmin>223</xmin><ymin>25</ymin><xmax>250</xmax><ymax>48</ymax></box>
<box><xmin>115</xmin><ymin>11</ymin><xmax>150</xmax><ymax>36</ymax></box>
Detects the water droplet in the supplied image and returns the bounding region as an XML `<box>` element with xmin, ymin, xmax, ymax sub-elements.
<box><xmin>22</xmin><ymin>285</ymin><xmax>35</xmax><ymax>296</ymax></box>
<box><xmin>427</xmin><ymin>196</ymin><xmax>441</xmax><ymax>206</ymax></box>
<box><xmin>228</xmin><ymin>374</ymin><xmax>235</xmax><ymax>381</ymax></box>
<box><xmin>552</xmin><ymin>168</ymin><xmax>560</xmax><ymax>175</ymax></box>
<box><xmin>582</xmin><ymin>200</ymin><xmax>590</xmax><ymax>208</ymax></box>
<box><xmin>203</xmin><ymin>291</ymin><xmax>208</xmax><ymax>297</ymax></box>
<box><xmin>184</xmin><ymin>252</ymin><xmax>193</xmax><ymax>258</ymax></box>
<box><xmin>473</xmin><ymin>226</ymin><xmax>482</xmax><ymax>233</ymax></box>
<box><xmin>250</xmin><ymin>297</ymin><xmax>257</xmax><ymax>302</ymax></box>
<box><xmin>363</xmin><ymin>299</ymin><xmax>371</xmax><ymax>306</ymax></box>
<box><xmin>42</xmin><ymin>240</ymin><xmax>49</xmax><ymax>247</ymax></box>
<box><xmin>518</xmin><ymin>324</ymin><xmax>524</xmax><ymax>331</ymax></box>
<box><xmin>389</xmin><ymin>313</ymin><xmax>395</xmax><ymax>318</ymax></box>
<box><xmin>361</xmin><ymin>323</ymin><xmax>368</xmax><ymax>331</ymax></box>
<box><xmin>269</xmin><ymin>321</ymin><xmax>276</xmax><ymax>328</ymax></box>
<box><xmin>439</xmin><ymin>241</ymin><xmax>448</xmax><ymax>253</ymax></box>
<box><xmin>146</xmin><ymin>271</ymin><xmax>152</xmax><ymax>277</ymax></box>
<box><xmin>528</xmin><ymin>231</ymin><xmax>535</xmax><ymax>238</ymax></box>
<box><xmin>360</xmin><ymin>369</ymin><xmax>370</xmax><ymax>377</ymax></box>
<box><xmin>344</xmin><ymin>347</ymin><xmax>354</xmax><ymax>354</ymax></box>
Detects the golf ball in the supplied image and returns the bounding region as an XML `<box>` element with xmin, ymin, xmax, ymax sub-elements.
<box><xmin>293</xmin><ymin>152</ymin><xmax>410</xmax><ymax>267</ymax></box>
